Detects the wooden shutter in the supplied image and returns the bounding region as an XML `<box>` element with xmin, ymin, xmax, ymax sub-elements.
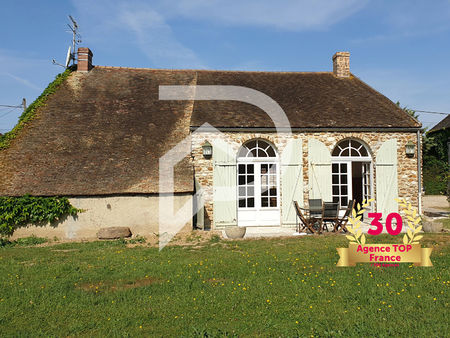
<box><xmin>308</xmin><ymin>138</ymin><xmax>332</xmax><ymax>201</ymax></box>
<box><xmin>376</xmin><ymin>139</ymin><xmax>398</xmax><ymax>217</ymax></box>
<box><xmin>281</xmin><ymin>139</ymin><xmax>303</xmax><ymax>226</ymax></box>
<box><xmin>194</xmin><ymin>178</ymin><xmax>204</xmax><ymax>230</ymax></box>
<box><xmin>213</xmin><ymin>139</ymin><xmax>237</xmax><ymax>227</ymax></box>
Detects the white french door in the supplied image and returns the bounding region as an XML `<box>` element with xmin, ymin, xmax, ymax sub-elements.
<box><xmin>332</xmin><ymin>162</ymin><xmax>352</xmax><ymax>208</ymax></box>
<box><xmin>332</xmin><ymin>160</ymin><xmax>373</xmax><ymax>211</ymax></box>
<box><xmin>237</xmin><ymin>161</ymin><xmax>280</xmax><ymax>226</ymax></box>
<box><xmin>362</xmin><ymin>162</ymin><xmax>371</xmax><ymax>203</ymax></box>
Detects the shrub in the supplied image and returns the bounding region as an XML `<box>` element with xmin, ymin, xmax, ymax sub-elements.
<box><xmin>423</xmin><ymin>158</ymin><xmax>448</xmax><ymax>195</ymax></box>
<box><xmin>0</xmin><ymin>195</ymin><xmax>79</xmax><ymax>237</ymax></box>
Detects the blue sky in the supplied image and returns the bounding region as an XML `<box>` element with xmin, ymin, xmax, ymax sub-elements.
<box><xmin>0</xmin><ymin>0</ymin><xmax>449</xmax><ymax>132</ymax></box>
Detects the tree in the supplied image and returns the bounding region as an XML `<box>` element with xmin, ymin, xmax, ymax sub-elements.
<box><xmin>396</xmin><ymin>101</ymin><xmax>419</xmax><ymax>120</ymax></box>
<box><xmin>396</xmin><ymin>102</ymin><xmax>449</xmax><ymax>195</ymax></box>
<box><xmin>423</xmin><ymin>123</ymin><xmax>450</xmax><ymax>195</ymax></box>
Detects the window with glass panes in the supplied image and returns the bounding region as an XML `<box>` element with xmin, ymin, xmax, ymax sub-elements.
<box><xmin>238</xmin><ymin>164</ymin><xmax>255</xmax><ymax>208</ymax></box>
<box><xmin>260</xmin><ymin>163</ymin><xmax>277</xmax><ymax>207</ymax></box>
<box><xmin>332</xmin><ymin>163</ymin><xmax>350</xmax><ymax>207</ymax></box>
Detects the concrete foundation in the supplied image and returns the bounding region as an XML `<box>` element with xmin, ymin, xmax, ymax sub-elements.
<box><xmin>11</xmin><ymin>194</ymin><xmax>193</xmax><ymax>240</ymax></box>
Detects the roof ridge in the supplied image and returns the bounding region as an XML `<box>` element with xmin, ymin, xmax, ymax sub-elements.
<box><xmin>93</xmin><ymin>65</ymin><xmax>333</xmax><ymax>75</ymax></box>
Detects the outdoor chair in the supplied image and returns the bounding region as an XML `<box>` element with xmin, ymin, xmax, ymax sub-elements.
<box><xmin>321</xmin><ymin>202</ymin><xmax>339</xmax><ymax>232</ymax></box>
<box><xmin>333</xmin><ymin>199</ymin><xmax>356</xmax><ymax>232</ymax></box>
<box><xmin>308</xmin><ymin>199</ymin><xmax>323</xmax><ymax>218</ymax></box>
<box><xmin>294</xmin><ymin>201</ymin><xmax>322</xmax><ymax>234</ymax></box>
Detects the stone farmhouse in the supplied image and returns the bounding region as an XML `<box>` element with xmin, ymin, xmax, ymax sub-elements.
<box><xmin>0</xmin><ymin>48</ymin><xmax>422</xmax><ymax>239</ymax></box>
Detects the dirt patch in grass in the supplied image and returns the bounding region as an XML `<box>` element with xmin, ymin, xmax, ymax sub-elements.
<box><xmin>10</xmin><ymin>230</ymin><xmax>224</xmax><ymax>249</ymax></box>
<box><xmin>77</xmin><ymin>277</ymin><xmax>162</xmax><ymax>292</ymax></box>
<box><xmin>122</xmin><ymin>230</ymin><xmax>224</xmax><ymax>248</ymax></box>
<box><xmin>421</xmin><ymin>233</ymin><xmax>450</xmax><ymax>253</ymax></box>
<box><xmin>113</xmin><ymin>277</ymin><xmax>161</xmax><ymax>290</ymax></box>
<box><xmin>51</xmin><ymin>249</ymin><xmax>79</xmax><ymax>252</ymax></box>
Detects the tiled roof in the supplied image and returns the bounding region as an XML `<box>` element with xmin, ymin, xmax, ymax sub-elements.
<box><xmin>0</xmin><ymin>67</ymin><xmax>195</xmax><ymax>195</ymax></box>
<box><xmin>191</xmin><ymin>70</ymin><xmax>421</xmax><ymax>129</ymax></box>
<box><xmin>429</xmin><ymin>115</ymin><xmax>450</xmax><ymax>133</ymax></box>
<box><xmin>0</xmin><ymin>66</ymin><xmax>420</xmax><ymax>196</ymax></box>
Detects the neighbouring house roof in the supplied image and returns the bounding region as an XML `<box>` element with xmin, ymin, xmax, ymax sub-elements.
<box><xmin>0</xmin><ymin>66</ymin><xmax>420</xmax><ymax>196</ymax></box>
<box><xmin>429</xmin><ymin>115</ymin><xmax>450</xmax><ymax>133</ymax></box>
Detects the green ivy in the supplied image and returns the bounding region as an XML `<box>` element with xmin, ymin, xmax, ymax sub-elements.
<box><xmin>0</xmin><ymin>195</ymin><xmax>79</xmax><ymax>237</ymax></box>
<box><xmin>0</xmin><ymin>67</ymin><xmax>74</xmax><ymax>150</ymax></box>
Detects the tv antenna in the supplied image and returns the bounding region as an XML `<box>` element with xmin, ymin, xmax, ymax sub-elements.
<box><xmin>52</xmin><ymin>15</ymin><xmax>82</xmax><ymax>68</ymax></box>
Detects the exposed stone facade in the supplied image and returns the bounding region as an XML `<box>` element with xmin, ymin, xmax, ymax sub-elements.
<box><xmin>191</xmin><ymin>131</ymin><xmax>420</xmax><ymax>229</ymax></box>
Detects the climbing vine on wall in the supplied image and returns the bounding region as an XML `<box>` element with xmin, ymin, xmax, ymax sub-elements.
<box><xmin>0</xmin><ymin>195</ymin><xmax>79</xmax><ymax>237</ymax></box>
<box><xmin>0</xmin><ymin>67</ymin><xmax>74</xmax><ymax>150</ymax></box>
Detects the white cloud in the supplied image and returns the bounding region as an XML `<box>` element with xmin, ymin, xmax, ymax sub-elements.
<box><xmin>71</xmin><ymin>0</ymin><xmax>205</xmax><ymax>68</ymax></box>
<box><xmin>5</xmin><ymin>73</ymin><xmax>41</xmax><ymax>91</ymax></box>
<box><xmin>118</xmin><ymin>5</ymin><xmax>205</xmax><ymax>68</ymax></box>
<box><xmin>352</xmin><ymin>0</ymin><xmax>450</xmax><ymax>43</ymax></box>
<box><xmin>157</xmin><ymin>0</ymin><xmax>368</xmax><ymax>31</ymax></box>
<box><xmin>71</xmin><ymin>0</ymin><xmax>369</xmax><ymax>68</ymax></box>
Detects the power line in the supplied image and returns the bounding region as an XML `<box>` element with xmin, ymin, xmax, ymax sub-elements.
<box><xmin>0</xmin><ymin>104</ymin><xmax>22</xmax><ymax>108</ymax></box>
<box><xmin>412</xmin><ymin>109</ymin><xmax>450</xmax><ymax>115</ymax></box>
<box><xmin>0</xmin><ymin>107</ymin><xmax>19</xmax><ymax>120</ymax></box>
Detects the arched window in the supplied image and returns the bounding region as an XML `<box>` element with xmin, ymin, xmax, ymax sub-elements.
<box><xmin>238</xmin><ymin>139</ymin><xmax>277</xmax><ymax>158</ymax></box>
<box><xmin>332</xmin><ymin>139</ymin><xmax>369</xmax><ymax>157</ymax></box>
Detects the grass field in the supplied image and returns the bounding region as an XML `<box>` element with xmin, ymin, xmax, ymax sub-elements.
<box><xmin>0</xmin><ymin>233</ymin><xmax>448</xmax><ymax>336</ymax></box>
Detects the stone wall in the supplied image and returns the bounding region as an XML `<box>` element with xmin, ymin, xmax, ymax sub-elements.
<box><xmin>191</xmin><ymin>131</ymin><xmax>420</xmax><ymax>228</ymax></box>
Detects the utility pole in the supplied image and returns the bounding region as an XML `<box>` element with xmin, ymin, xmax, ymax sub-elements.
<box><xmin>22</xmin><ymin>98</ymin><xmax>27</xmax><ymax>112</ymax></box>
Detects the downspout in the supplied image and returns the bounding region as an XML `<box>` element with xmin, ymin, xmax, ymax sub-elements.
<box><xmin>417</xmin><ymin>130</ymin><xmax>422</xmax><ymax>214</ymax></box>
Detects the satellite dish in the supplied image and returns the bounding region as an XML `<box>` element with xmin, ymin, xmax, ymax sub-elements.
<box><xmin>65</xmin><ymin>46</ymin><xmax>72</xmax><ymax>68</ymax></box>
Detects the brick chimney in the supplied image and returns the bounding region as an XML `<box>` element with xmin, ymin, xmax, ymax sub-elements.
<box><xmin>77</xmin><ymin>47</ymin><xmax>93</xmax><ymax>72</ymax></box>
<box><xmin>332</xmin><ymin>52</ymin><xmax>350</xmax><ymax>78</ymax></box>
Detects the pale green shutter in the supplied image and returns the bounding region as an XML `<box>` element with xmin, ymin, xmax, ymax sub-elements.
<box><xmin>194</xmin><ymin>178</ymin><xmax>204</xmax><ymax>230</ymax></box>
<box><xmin>376</xmin><ymin>139</ymin><xmax>398</xmax><ymax>217</ymax></box>
<box><xmin>213</xmin><ymin>139</ymin><xmax>237</xmax><ymax>227</ymax></box>
<box><xmin>308</xmin><ymin>138</ymin><xmax>332</xmax><ymax>201</ymax></box>
<box><xmin>281</xmin><ymin>139</ymin><xmax>303</xmax><ymax>226</ymax></box>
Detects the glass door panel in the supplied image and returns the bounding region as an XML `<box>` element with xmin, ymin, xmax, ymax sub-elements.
<box><xmin>362</xmin><ymin>162</ymin><xmax>371</xmax><ymax>203</ymax></box>
<box><xmin>332</xmin><ymin>162</ymin><xmax>352</xmax><ymax>207</ymax></box>
<box><xmin>260</xmin><ymin>163</ymin><xmax>278</xmax><ymax>208</ymax></box>
<box><xmin>238</xmin><ymin>163</ymin><xmax>255</xmax><ymax>208</ymax></box>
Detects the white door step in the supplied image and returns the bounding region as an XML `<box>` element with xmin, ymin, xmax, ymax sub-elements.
<box><xmin>243</xmin><ymin>226</ymin><xmax>297</xmax><ymax>238</ymax></box>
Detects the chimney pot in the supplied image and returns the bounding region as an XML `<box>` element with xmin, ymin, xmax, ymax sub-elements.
<box><xmin>77</xmin><ymin>47</ymin><xmax>93</xmax><ymax>72</ymax></box>
<box><xmin>332</xmin><ymin>51</ymin><xmax>350</xmax><ymax>78</ymax></box>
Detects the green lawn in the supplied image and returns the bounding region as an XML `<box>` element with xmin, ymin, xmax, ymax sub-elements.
<box><xmin>441</xmin><ymin>218</ymin><xmax>450</xmax><ymax>230</ymax></box>
<box><xmin>0</xmin><ymin>234</ymin><xmax>449</xmax><ymax>337</ymax></box>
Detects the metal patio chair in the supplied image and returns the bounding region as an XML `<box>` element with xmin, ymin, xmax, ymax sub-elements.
<box><xmin>321</xmin><ymin>202</ymin><xmax>339</xmax><ymax>232</ymax></box>
<box><xmin>308</xmin><ymin>199</ymin><xmax>323</xmax><ymax>218</ymax></box>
